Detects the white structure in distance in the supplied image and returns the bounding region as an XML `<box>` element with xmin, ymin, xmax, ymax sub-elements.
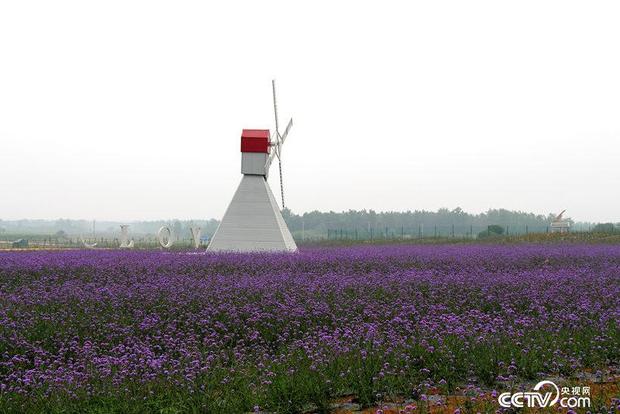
<box><xmin>80</xmin><ymin>235</ymin><xmax>97</xmax><ymax>249</ymax></box>
<box><xmin>207</xmin><ymin>80</ymin><xmax>297</xmax><ymax>253</ymax></box>
<box><xmin>157</xmin><ymin>226</ymin><xmax>174</xmax><ymax>249</ymax></box>
<box><xmin>75</xmin><ymin>224</ymin><xmax>202</xmax><ymax>250</ymax></box>
<box><xmin>190</xmin><ymin>226</ymin><xmax>202</xmax><ymax>249</ymax></box>
<box><xmin>119</xmin><ymin>225</ymin><xmax>134</xmax><ymax>248</ymax></box>
<box><xmin>157</xmin><ymin>225</ymin><xmax>202</xmax><ymax>249</ymax></box>
<box><xmin>550</xmin><ymin>210</ymin><xmax>571</xmax><ymax>233</ymax></box>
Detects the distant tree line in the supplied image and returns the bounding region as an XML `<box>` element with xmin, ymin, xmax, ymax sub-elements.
<box><xmin>282</xmin><ymin>208</ymin><xmax>560</xmax><ymax>232</ymax></box>
<box><xmin>281</xmin><ymin>208</ymin><xmax>618</xmax><ymax>238</ymax></box>
<box><xmin>591</xmin><ymin>222</ymin><xmax>620</xmax><ymax>233</ymax></box>
<box><xmin>1</xmin><ymin>210</ymin><xmax>618</xmax><ymax>240</ymax></box>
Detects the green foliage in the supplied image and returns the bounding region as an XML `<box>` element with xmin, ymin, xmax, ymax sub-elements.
<box><xmin>477</xmin><ymin>224</ymin><xmax>504</xmax><ymax>238</ymax></box>
<box><xmin>285</xmin><ymin>208</ymin><xmax>555</xmax><ymax>234</ymax></box>
<box><xmin>592</xmin><ymin>222</ymin><xmax>618</xmax><ymax>233</ymax></box>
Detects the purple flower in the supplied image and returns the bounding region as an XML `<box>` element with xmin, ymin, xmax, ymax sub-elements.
<box><xmin>0</xmin><ymin>244</ymin><xmax>617</xmax><ymax>411</ymax></box>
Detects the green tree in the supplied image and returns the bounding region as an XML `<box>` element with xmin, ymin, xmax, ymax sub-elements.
<box><xmin>592</xmin><ymin>223</ymin><xmax>616</xmax><ymax>233</ymax></box>
<box><xmin>478</xmin><ymin>224</ymin><xmax>504</xmax><ymax>238</ymax></box>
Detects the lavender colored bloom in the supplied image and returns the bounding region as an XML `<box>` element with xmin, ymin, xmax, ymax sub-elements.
<box><xmin>0</xmin><ymin>244</ymin><xmax>618</xmax><ymax>412</ymax></box>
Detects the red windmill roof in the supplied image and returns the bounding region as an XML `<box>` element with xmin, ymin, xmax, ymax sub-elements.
<box><xmin>242</xmin><ymin>129</ymin><xmax>270</xmax><ymax>139</ymax></box>
<box><xmin>241</xmin><ymin>129</ymin><xmax>270</xmax><ymax>153</ymax></box>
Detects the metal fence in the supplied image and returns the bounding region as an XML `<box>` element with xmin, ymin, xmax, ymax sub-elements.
<box><xmin>0</xmin><ymin>225</ymin><xmax>608</xmax><ymax>249</ymax></box>
<box><xmin>323</xmin><ymin>224</ymin><xmax>561</xmax><ymax>241</ymax></box>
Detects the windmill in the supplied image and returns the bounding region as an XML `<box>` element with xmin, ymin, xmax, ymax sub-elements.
<box><xmin>550</xmin><ymin>209</ymin><xmax>570</xmax><ymax>233</ymax></box>
<box><xmin>207</xmin><ymin>80</ymin><xmax>297</xmax><ymax>252</ymax></box>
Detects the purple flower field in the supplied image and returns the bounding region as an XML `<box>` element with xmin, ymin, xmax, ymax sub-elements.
<box><xmin>0</xmin><ymin>244</ymin><xmax>619</xmax><ymax>413</ymax></box>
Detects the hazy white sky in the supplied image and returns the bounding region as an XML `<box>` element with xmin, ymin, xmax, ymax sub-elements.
<box><xmin>1</xmin><ymin>1</ymin><xmax>619</xmax><ymax>222</ymax></box>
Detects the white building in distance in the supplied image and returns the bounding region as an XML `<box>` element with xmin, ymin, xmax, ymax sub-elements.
<box><xmin>550</xmin><ymin>210</ymin><xmax>570</xmax><ymax>233</ymax></box>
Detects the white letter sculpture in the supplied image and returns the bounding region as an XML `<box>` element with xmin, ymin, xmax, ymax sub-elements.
<box><xmin>157</xmin><ymin>226</ymin><xmax>174</xmax><ymax>249</ymax></box>
<box><xmin>190</xmin><ymin>226</ymin><xmax>202</xmax><ymax>249</ymax></box>
<box><xmin>119</xmin><ymin>225</ymin><xmax>134</xmax><ymax>248</ymax></box>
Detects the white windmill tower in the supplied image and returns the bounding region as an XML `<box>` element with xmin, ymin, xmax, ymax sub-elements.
<box><xmin>207</xmin><ymin>80</ymin><xmax>297</xmax><ymax>252</ymax></box>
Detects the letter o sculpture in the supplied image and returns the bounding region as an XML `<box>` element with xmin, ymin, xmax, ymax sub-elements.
<box><xmin>158</xmin><ymin>226</ymin><xmax>174</xmax><ymax>249</ymax></box>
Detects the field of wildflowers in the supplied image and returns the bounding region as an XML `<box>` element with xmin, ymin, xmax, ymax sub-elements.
<box><xmin>0</xmin><ymin>245</ymin><xmax>618</xmax><ymax>413</ymax></box>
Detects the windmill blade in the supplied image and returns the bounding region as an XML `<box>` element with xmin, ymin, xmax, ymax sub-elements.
<box><xmin>264</xmin><ymin>155</ymin><xmax>272</xmax><ymax>171</ymax></box>
<box><xmin>277</xmin><ymin>149</ymin><xmax>285</xmax><ymax>209</ymax></box>
<box><xmin>270</xmin><ymin>79</ymin><xmax>289</xmax><ymax>209</ymax></box>
<box><xmin>265</xmin><ymin>146</ymin><xmax>276</xmax><ymax>171</ymax></box>
<box><xmin>279</xmin><ymin>118</ymin><xmax>293</xmax><ymax>148</ymax></box>
<box><xmin>265</xmin><ymin>131</ymin><xmax>278</xmax><ymax>169</ymax></box>
<box><xmin>272</xmin><ymin>79</ymin><xmax>280</xmax><ymax>137</ymax></box>
<box><xmin>556</xmin><ymin>209</ymin><xmax>566</xmax><ymax>220</ymax></box>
